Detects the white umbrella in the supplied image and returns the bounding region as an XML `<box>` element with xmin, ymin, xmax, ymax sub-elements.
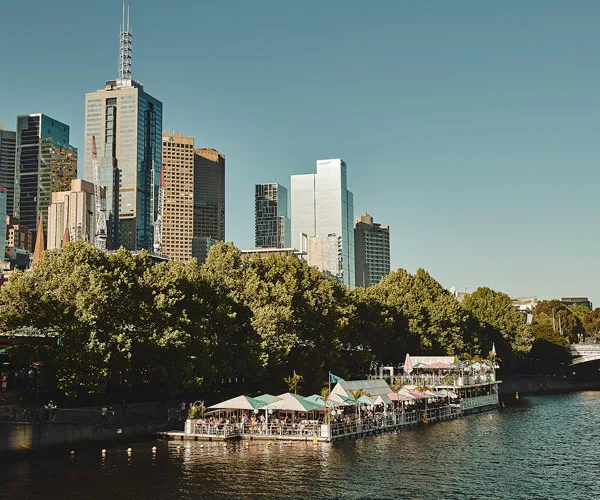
<box><xmin>403</xmin><ymin>353</ymin><xmax>413</xmax><ymax>375</ymax></box>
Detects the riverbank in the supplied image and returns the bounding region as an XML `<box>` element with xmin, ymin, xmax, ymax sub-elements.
<box><xmin>499</xmin><ymin>374</ymin><xmax>600</xmax><ymax>396</ymax></box>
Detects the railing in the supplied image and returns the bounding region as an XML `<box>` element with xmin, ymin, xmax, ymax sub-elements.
<box><xmin>396</xmin><ymin>373</ymin><xmax>496</xmax><ymax>388</ymax></box>
<box><xmin>188</xmin><ymin>422</ymin><xmax>241</xmax><ymax>438</ymax></box>
<box><xmin>460</xmin><ymin>394</ymin><xmax>498</xmax><ymax>411</ymax></box>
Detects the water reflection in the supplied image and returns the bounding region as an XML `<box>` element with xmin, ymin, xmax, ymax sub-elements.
<box><xmin>3</xmin><ymin>393</ymin><xmax>600</xmax><ymax>499</ymax></box>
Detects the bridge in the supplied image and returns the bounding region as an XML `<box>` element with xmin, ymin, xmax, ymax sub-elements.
<box><xmin>570</xmin><ymin>343</ymin><xmax>600</xmax><ymax>366</ymax></box>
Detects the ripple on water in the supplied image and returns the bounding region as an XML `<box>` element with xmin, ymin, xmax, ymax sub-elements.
<box><xmin>3</xmin><ymin>393</ymin><xmax>600</xmax><ymax>499</ymax></box>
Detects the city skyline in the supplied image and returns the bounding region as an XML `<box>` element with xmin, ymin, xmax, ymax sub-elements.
<box><xmin>2</xmin><ymin>1</ymin><xmax>600</xmax><ymax>302</ymax></box>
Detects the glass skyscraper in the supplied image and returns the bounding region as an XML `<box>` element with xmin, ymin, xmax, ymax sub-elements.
<box><xmin>255</xmin><ymin>183</ymin><xmax>290</xmax><ymax>248</ymax></box>
<box><xmin>291</xmin><ymin>159</ymin><xmax>355</xmax><ymax>287</ymax></box>
<box><xmin>14</xmin><ymin>114</ymin><xmax>77</xmax><ymax>233</ymax></box>
<box><xmin>0</xmin><ymin>127</ymin><xmax>16</xmax><ymax>216</ymax></box>
<box><xmin>83</xmin><ymin>9</ymin><xmax>162</xmax><ymax>251</ymax></box>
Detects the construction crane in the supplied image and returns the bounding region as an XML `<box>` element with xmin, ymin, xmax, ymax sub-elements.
<box><xmin>153</xmin><ymin>162</ymin><xmax>164</xmax><ymax>255</ymax></box>
<box><xmin>91</xmin><ymin>136</ymin><xmax>108</xmax><ymax>251</ymax></box>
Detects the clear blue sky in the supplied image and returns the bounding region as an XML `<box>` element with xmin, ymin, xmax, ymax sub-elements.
<box><xmin>1</xmin><ymin>1</ymin><xmax>599</xmax><ymax>304</ymax></box>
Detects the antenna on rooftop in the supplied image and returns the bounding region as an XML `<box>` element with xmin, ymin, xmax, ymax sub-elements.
<box><xmin>118</xmin><ymin>2</ymin><xmax>132</xmax><ymax>82</ymax></box>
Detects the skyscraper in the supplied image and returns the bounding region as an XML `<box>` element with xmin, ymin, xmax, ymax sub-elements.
<box><xmin>291</xmin><ymin>159</ymin><xmax>355</xmax><ymax>287</ymax></box>
<box><xmin>255</xmin><ymin>183</ymin><xmax>290</xmax><ymax>248</ymax></box>
<box><xmin>0</xmin><ymin>126</ymin><xmax>16</xmax><ymax>216</ymax></box>
<box><xmin>14</xmin><ymin>114</ymin><xmax>77</xmax><ymax>233</ymax></box>
<box><xmin>0</xmin><ymin>188</ymin><xmax>7</xmax><ymax>258</ymax></box>
<box><xmin>83</xmin><ymin>6</ymin><xmax>162</xmax><ymax>251</ymax></box>
<box><xmin>194</xmin><ymin>148</ymin><xmax>225</xmax><ymax>241</ymax></box>
<box><xmin>47</xmin><ymin>179</ymin><xmax>106</xmax><ymax>251</ymax></box>
<box><xmin>161</xmin><ymin>133</ymin><xmax>195</xmax><ymax>262</ymax></box>
<box><xmin>354</xmin><ymin>212</ymin><xmax>390</xmax><ymax>287</ymax></box>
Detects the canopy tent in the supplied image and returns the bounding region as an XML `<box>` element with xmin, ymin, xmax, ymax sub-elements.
<box><xmin>424</xmin><ymin>362</ymin><xmax>457</xmax><ymax>370</ymax></box>
<box><xmin>373</xmin><ymin>394</ymin><xmax>393</xmax><ymax>406</ymax></box>
<box><xmin>253</xmin><ymin>394</ymin><xmax>281</xmax><ymax>405</ymax></box>
<box><xmin>424</xmin><ymin>390</ymin><xmax>443</xmax><ymax>399</ymax></box>
<box><xmin>400</xmin><ymin>388</ymin><xmax>428</xmax><ymax>400</ymax></box>
<box><xmin>208</xmin><ymin>395</ymin><xmax>265</xmax><ymax>411</ymax></box>
<box><xmin>356</xmin><ymin>395</ymin><xmax>375</xmax><ymax>405</ymax></box>
<box><xmin>328</xmin><ymin>393</ymin><xmax>356</xmax><ymax>406</ymax></box>
<box><xmin>264</xmin><ymin>393</ymin><xmax>324</xmax><ymax>412</ymax></box>
<box><xmin>305</xmin><ymin>394</ymin><xmax>353</xmax><ymax>408</ymax></box>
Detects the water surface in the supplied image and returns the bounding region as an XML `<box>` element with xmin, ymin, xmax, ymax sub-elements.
<box><xmin>3</xmin><ymin>393</ymin><xmax>600</xmax><ymax>499</ymax></box>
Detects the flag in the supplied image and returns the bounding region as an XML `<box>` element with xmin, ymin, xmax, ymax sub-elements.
<box><xmin>329</xmin><ymin>373</ymin><xmax>345</xmax><ymax>384</ymax></box>
<box><xmin>491</xmin><ymin>343</ymin><xmax>497</xmax><ymax>357</ymax></box>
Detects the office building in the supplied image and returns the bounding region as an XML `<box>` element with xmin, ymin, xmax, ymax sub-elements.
<box><xmin>0</xmin><ymin>126</ymin><xmax>16</xmax><ymax>215</ymax></box>
<box><xmin>0</xmin><ymin>188</ymin><xmax>7</xmax><ymax>258</ymax></box>
<box><xmin>255</xmin><ymin>183</ymin><xmax>290</xmax><ymax>248</ymax></box>
<box><xmin>291</xmin><ymin>159</ymin><xmax>354</xmax><ymax>287</ymax></box>
<box><xmin>47</xmin><ymin>179</ymin><xmax>106</xmax><ymax>251</ymax></box>
<box><xmin>561</xmin><ymin>297</ymin><xmax>593</xmax><ymax>310</ymax></box>
<box><xmin>354</xmin><ymin>212</ymin><xmax>390</xmax><ymax>287</ymax></box>
<box><xmin>161</xmin><ymin>133</ymin><xmax>194</xmax><ymax>262</ymax></box>
<box><xmin>83</xmin><ymin>6</ymin><xmax>162</xmax><ymax>251</ymax></box>
<box><xmin>191</xmin><ymin>236</ymin><xmax>219</xmax><ymax>264</ymax></box>
<box><xmin>14</xmin><ymin>114</ymin><xmax>77</xmax><ymax>234</ymax></box>
<box><xmin>194</xmin><ymin>148</ymin><xmax>225</xmax><ymax>242</ymax></box>
<box><xmin>6</xmin><ymin>216</ymin><xmax>34</xmax><ymax>253</ymax></box>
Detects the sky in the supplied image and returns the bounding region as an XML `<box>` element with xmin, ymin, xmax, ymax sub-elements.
<box><xmin>1</xmin><ymin>1</ymin><xmax>599</xmax><ymax>304</ymax></box>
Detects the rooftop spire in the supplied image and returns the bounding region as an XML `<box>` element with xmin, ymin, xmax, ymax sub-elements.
<box><xmin>118</xmin><ymin>2</ymin><xmax>132</xmax><ymax>82</ymax></box>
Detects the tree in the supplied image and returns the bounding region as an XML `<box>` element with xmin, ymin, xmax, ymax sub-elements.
<box><xmin>462</xmin><ymin>287</ymin><xmax>533</xmax><ymax>359</ymax></box>
<box><xmin>533</xmin><ymin>300</ymin><xmax>582</xmax><ymax>344</ymax></box>
<box><xmin>284</xmin><ymin>370</ymin><xmax>303</xmax><ymax>394</ymax></box>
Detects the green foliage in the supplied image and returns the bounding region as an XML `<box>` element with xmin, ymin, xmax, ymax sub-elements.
<box><xmin>284</xmin><ymin>370</ymin><xmax>304</xmax><ymax>394</ymax></box>
<box><xmin>0</xmin><ymin>241</ymin><xmax>557</xmax><ymax>403</ymax></box>
<box><xmin>533</xmin><ymin>300</ymin><xmax>583</xmax><ymax>344</ymax></box>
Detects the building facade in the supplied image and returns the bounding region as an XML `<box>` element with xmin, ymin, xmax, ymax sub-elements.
<box><xmin>307</xmin><ymin>234</ymin><xmax>342</xmax><ymax>280</ymax></box>
<box><xmin>191</xmin><ymin>236</ymin><xmax>219</xmax><ymax>264</ymax></box>
<box><xmin>0</xmin><ymin>127</ymin><xmax>16</xmax><ymax>216</ymax></box>
<box><xmin>83</xmin><ymin>10</ymin><xmax>162</xmax><ymax>251</ymax></box>
<box><xmin>291</xmin><ymin>159</ymin><xmax>354</xmax><ymax>287</ymax></box>
<box><xmin>193</xmin><ymin>148</ymin><xmax>225</xmax><ymax>243</ymax></box>
<box><xmin>354</xmin><ymin>212</ymin><xmax>390</xmax><ymax>287</ymax></box>
<box><xmin>47</xmin><ymin>179</ymin><xmax>106</xmax><ymax>250</ymax></box>
<box><xmin>0</xmin><ymin>188</ymin><xmax>7</xmax><ymax>258</ymax></box>
<box><xmin>14</xmin><ymin>114</ymin><xmax>77</xmax><ymax>234</ymax></box>
<box><xmin>161</xmin><ymin>133</ymin><xmax>194</xmax><ymax>262</ymax></box>
<box><xmin>561</xmin><ymin>297</ymin><xmax>593</xmax><ymax>310</ymax></box>
<box><xmin>255</xmin><ymin>183</ymin><xmax>290</xmax><ymax>248</ymax></box>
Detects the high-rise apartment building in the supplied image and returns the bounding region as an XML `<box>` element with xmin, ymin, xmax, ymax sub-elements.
<box><xmin>83</xmin><ymin>7</ymin><xmax>162</xmax><ymax>251</ymax></box>
<box><xmin>161</xmin><ymin>133</ymin><xmax>194</xmax><ymax>262</ymax></box>
<box><xmin>291</xmin><ymin>159</ymin><xmax>355</xmax><ymax>287</ymax></box>
<box><xmin>14</xmin><ymin>114</ymin><xmax>77</xmax><ymax>233</ymax></box>
<box><xmin>47</xmin><ymin>179</ymin><xmax>106</xmax><ymax>250</ymax></box>
<box><xmin>354</xmin><ymin>212</ymin><xmax>390</xmax><ymax>287</ymax></box>
<box><xmin>194</xmin><ymin>148</ymin><xmax>225</xmax><ymax>242</ymax></box>
<box><xmin>0</xmin><ymin>188</ymin><xmax>7</xmax><ymax>258</ymax></box>
<box><xmin>255</xmin><ymin>183</ymin><xmax>290</xmax><ymax>248</ymax></box>
<box><xmin>0</xmin><ymin>126</ymin><xmax>16</xmax><ymax>215</ymax></box>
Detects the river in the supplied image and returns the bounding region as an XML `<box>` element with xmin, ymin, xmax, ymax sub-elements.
<box><xmin>2</xmin><ymin>392</ymin><xmax>599</xmax><ymax>499</ymax></box>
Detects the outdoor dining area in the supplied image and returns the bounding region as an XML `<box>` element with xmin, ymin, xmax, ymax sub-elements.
<box><xmin>164</xmin><ymin>354</ymin><xmax>499</xmax><ymax>443</ymax></box>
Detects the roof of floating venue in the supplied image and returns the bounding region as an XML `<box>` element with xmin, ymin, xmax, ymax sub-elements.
<box><xmin>208</xmin><ymin>395</ymin><xmax>265</xmax><ymax>410</ymax></box>
<box><xmin>332</xmin><ymin>379</ymin><xmax>392</xmax><ymax>399</ymax></box>
<box><xmin>408</xmin><ymin>356</ymin><xmax>457</xmax><ymax>367</ymax></box>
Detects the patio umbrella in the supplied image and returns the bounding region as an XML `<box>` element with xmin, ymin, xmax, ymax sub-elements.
<box><xmin>254</xmin><ymin>394</ymin><xmax>281</xmax><ymax>405</ymax></box>
<box><xmin>403</xmin><ymin>353</ymin><xmax>413</xmax><ymax>375</ymax></box>
<box><xmin>264</xmin><ymin>393</ymin><xmax>324</xmax><ymax>412</ymax></box>
<box><xmin>208</xmin><ymin>395</ymin><xmax>266</xmax><ymax>410</ymax></box>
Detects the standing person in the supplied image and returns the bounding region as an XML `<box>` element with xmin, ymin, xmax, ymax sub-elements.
<box><xmin>1</xmin><ymin>372</ymin><xmax>8</xmax><ymax>393</ymax></box>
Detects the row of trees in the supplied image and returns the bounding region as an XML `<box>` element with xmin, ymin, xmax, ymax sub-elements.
<box><xmin>0</xmin><ymin>241</ymin><xmax>588</xmax><ymax>403</ymax></box>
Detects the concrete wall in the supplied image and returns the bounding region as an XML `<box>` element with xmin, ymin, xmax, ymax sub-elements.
<box><xmin>0</xmin><ymin>421</ymin><xmax>169</xmax><ymax>453</ymax></box>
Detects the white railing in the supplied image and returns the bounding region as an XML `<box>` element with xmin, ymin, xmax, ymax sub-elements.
<box><xmin>460</xmin><ymin>394</ymin><xmax>498</xmax><ymax>411</ymax></box>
